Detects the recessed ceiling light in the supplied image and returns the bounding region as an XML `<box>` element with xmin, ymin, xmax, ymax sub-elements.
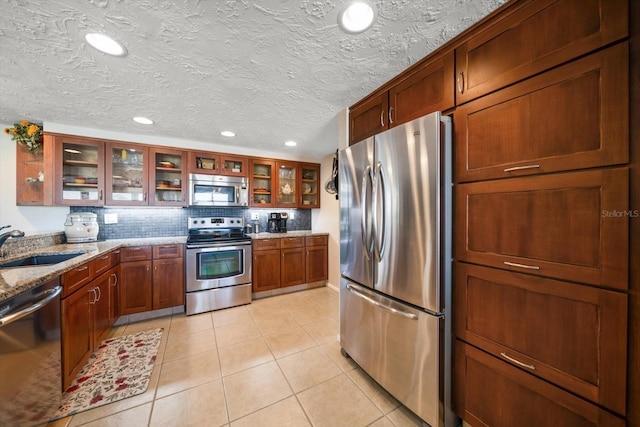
<box><xmin>133</xmin><ymin>116</ymin><xmax>154</xmax><ymax>125</ymax></box>
<box><xmin>338</xmin><ymin>1</ymin><xmax>376</xmax><ymax>34</ymax></box>
<box><xmin>285</xmin><ymin>140</ymin><xmax>297</xmax><ymax>147</ymax></box>
<box><xmin>85</xmin><ymin>33</ymin><xmax>127</xmax><ymax>56</ymax></box>
<box><xmin>221</xmin><ymin>131</ymin><xmax>236</xmax><ymax>137</ymax></box>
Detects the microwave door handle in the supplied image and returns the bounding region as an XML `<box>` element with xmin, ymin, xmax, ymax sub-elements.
<box><xmin>236</xmin><ymin>186</ymin><xmax>240</xmax><ymax>203</ymax></box>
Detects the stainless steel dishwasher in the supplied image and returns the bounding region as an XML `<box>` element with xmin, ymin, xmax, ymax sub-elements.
<box><xmin>0</xmin><ymin>278</ymin><xmax>63</xmax><ymax>426</ymax></box>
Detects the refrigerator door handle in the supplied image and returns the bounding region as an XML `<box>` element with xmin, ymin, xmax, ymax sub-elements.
<box><xmin>372</xmin><ymin>161</ymin><xmax>386</xmax><ymax>262</ymax></box>
<box><xmin>361</xmin><ymin>164</ymin><xmax>373</xmax><ymax>260</ymax></box>
<box><xmin>346</xmin><ymin>283</ymin><xmax>418</xmax><ymax>320</ymax></box>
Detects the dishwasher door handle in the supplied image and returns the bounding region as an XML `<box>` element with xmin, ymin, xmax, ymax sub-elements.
<box><xmin>0</xmin><ymin>285</ymin><xmax>62</xmax><ymax>327</ymax></box>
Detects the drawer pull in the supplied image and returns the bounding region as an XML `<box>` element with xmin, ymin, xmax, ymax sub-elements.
<box><xmin>157</xmin><ymin>245</ymin><xmax>174</xmax><ymax>249</ymax></box>
<box><xmin>504</xmin><ymin>164</ymin><xmax>540</xmax><ymax>172</ymax></box>
<box><xmin>501</xmin><ymin>352</ymin><xmax>535</xmax><ymax>370</ymax></box>
<box><xmin>504</xmin><ymin>261</ymin><xmax>540</xmax><ymax>270</ymax></box>
<box><xmin>99</xmin><ymin>255</ymin><xmax>109</xmax><ymax>260</ymax></box>
<box><xmin>75</xmin><ymin>266</ymin><xmax>89</xmax><ymax>272</ymax></box>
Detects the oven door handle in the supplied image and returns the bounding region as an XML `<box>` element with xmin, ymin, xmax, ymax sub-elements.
<box><xmin>187</xmin><ymin>241</ymin><xmax>252</xmax><ymax>250</ymax></box>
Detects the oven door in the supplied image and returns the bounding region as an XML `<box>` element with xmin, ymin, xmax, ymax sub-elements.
<box><xmin>186</xmin><ymin>243</ymin><xmax>252</xmax><ymax>292</ymax></box>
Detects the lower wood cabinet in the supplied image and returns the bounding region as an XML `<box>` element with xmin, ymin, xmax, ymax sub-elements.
<box><xmin>61</xmin><ymin>252</ymin><xmax>118</xmax><ymax>389</ymax></box>
<box><xmin>119</xmin><ymin>244</ymin><xmax>184</xmax><ymax>315</ymax></box>
<box><xmin>454</xmin><ymin>341</ymin><xmax>625</xmax><ymax>427</ymax></box>
<box><xmin>455</xmin><ymin>262</ymin><xmax>627</xmax><ymax>415</ymax></box>
<box><xmin>252</xmin><ymin>235</ymin><xmax>329</xmax><ymax>292</ymax></box>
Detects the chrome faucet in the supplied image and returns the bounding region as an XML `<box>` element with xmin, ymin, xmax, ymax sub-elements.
<box><xmin>0</xmin><ymin>225</ymin><xmax>25</xmax><ymax>256</ymax></box>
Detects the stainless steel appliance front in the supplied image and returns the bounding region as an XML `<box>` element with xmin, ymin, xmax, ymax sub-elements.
<box><xmin>0</xmin><ymin>278</ymin><xmax>62</xmax><ymax>426</ymax></box>
<box><xmin>188</xmin><ymin>173</ymin><xmax>248</xmax><ymax>207</ymax></box>
<box><xmin>185</xmin><ymin>242</ymin><xmax>252</xmax><ymax>315</ymax></box>
<box><xmin>339</xmin><ymin>111</ymin><xmax>454</xmax><ymax>427</ymax></box>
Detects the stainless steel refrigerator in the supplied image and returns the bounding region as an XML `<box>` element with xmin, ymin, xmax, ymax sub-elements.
<box><xmin>339</xmin><ymin>111</ymin><xmax>454</xmax><ymax>427</ymax></box>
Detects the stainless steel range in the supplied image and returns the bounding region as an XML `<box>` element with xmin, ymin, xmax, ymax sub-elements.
<box><xmin>185</xmin><ymin>216</ymin><xmax>252</xmax><ymax>315</ymax></box>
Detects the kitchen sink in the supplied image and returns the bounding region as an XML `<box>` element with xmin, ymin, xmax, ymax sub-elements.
<box><xmin>0</xmin><ymin>252</ymin><xmax>85</xmax><ymax>269</ymax></box>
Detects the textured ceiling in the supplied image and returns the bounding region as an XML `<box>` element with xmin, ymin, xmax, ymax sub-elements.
<box><xmin>0</xmin><ymin>0</ymin><xmax>507</xmax><ymax>159</ymax></box>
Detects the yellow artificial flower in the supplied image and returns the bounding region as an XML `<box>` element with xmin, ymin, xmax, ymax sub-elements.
<box><xmin>19</xmin><ymin>120</ymin><xmax>29</xmax><ymax>126</ymax></box>
<box><xmin>27</xmin><ymin>124</ymin><xmax>39</xmax><ymax>136</ymax></box>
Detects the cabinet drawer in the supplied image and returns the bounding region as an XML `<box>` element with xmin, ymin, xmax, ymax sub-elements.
<box><xmin>305</xmin><ymin>235</ymin><xmax>328</xmax><ymax>247</ymax></box>
<box><xmin>121</xmin><ymin>246</ymin><xmax>152</xmax><ymax>261</ymax></box>
<box><xmin>455</xmin><ymin>43</ymin><xmax>628</xmax><ymax>182</ymax></box>
<box><xmin>62</xmin><ymin>262</ymin><xmax>93</xmax><ymax>297</ymax></box>
<box><xmin>455</xmin><ymin>0</ymin><xmax>628</xmax><ymax>104</ymax></box>
<box><xmin>455</xmin><ymin>263</ymin><xmax>627</xmax><ymax>414</ymax></box>
<box><xmin>281</xmin><ymin>237</ymin><xmax>304</xmax><ymax>248</ymax></box>
<box><xmin>93</xmin><ymin>252</ymin><xmax>113</xmax><ymax>277</ymax></box>
<box><xmin>454</xmin><ymin>341</ymin><xmax>625</xmax><ymax>427</ymax></box>
<box><xmin>153</xmin><ymin>244</ymin><xmax>183</xmax><ymax>259</ymax></box>
<box><xmin>253</xmin><ymin>238</ymin><xmax>281</xmax><ymax>251</ymax></box>
<box><xmin>111</xmin><ymin>249</ymin><xmax>121</xmax><ymax>266</ymax></box>
<box><xmin>455</xmin><ymin>168</ymin><xmax>629</xmax><ymax>289</ymax></box>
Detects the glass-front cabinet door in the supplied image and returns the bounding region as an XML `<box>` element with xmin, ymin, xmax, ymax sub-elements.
<box><xmin>189</xmin><ymin>150</ymin><xmax>221</xmax><ymax>175</ymax></box>
<box><xmin>250</xmin><ymin>159</ymin><xmax>275</xmax><ymax>207</ymax></box>
<box><xmin>54</xmin><ymin>135</ymin><xmax>105</xmax><ymax>206</ymax></box>
<box><xmin>300</xmin><ymin>163</ymin><xmax>320</xmax><ymax>208</ymax></box>
<box><xmin>150</xmin><ymin>147</ymin><xmax>187</xmax><ymax>206</ymax></box>
<box><xmin>276</xmin><ymin>161</ymin><xmax>297</xmax><ymax>208</ymax></box>
<box><xmin>106</xmin><ymin>142</ymin><xmax>149</xmax><ymax>205</ymax></box>
<box><xmin>221</xmin><ymin>155</ymin><xmax>248</xmax><ymax>177</ymax></box>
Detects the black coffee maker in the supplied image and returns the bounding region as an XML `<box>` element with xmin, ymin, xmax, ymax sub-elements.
<box><xmin>268</xmin><ymin>212</ymin><xmax>288</xmax><ymax>233</ymax></box>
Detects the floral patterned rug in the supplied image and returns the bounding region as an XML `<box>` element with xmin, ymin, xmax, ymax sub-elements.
<box><xmin>50</xmin><ymin>328</ymin><xmax>163</xmax><ymax>421</ymax></box>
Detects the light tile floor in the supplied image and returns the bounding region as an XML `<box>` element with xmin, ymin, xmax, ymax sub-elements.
<box><xmin>49</xmin><ymin>286</ymin><xmax>424</xmax><ymax>427</ymax></box>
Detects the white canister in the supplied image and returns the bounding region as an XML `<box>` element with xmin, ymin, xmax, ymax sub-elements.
<box><xmin>64</xmin><ymin>213</ymin><xmax>99</xmax><ymax>243</ymax></box>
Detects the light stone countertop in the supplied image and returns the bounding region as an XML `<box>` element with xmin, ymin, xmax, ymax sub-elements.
<box><xmin>0</xmin><ymin>236</ymin><xmax>187</xmax><ymax>303</ymax></box>
<box><xmin>0</xmin><ymin>232</ymin><xmax>328</xmax><ymax>303</ymax></box>
<box><xmin>248</xmin><ymin>231</ymin><xmax>328</xmax><ymax>239</ymax></box>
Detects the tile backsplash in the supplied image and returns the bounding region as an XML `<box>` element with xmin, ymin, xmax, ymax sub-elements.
<box><xmin>70</xmin><ymin>207</ymin><xmax>311</xmax><ymax>240</ymax></box>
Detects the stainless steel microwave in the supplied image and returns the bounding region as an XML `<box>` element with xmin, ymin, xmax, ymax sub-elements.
<box><xmin>188</xmin><ymin>173</ymin><xmax>248</xmax><ymax>207</ymax></box>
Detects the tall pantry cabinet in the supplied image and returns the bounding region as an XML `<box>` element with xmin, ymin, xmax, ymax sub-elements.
<box><xmin>346</xmin><ymin>0</ymin><xmax>635</xmax><ymax>425</ymax></box>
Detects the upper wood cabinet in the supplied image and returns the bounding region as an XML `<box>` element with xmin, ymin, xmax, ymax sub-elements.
<box><xmin>250</xmin><ymin>158</ymin><xmax>276</xmax><ymax>207</ymax></box>
<box><xmin>455</xmin><ymin>168</ymin><xmax>629</xmax><ymax>290</ymax></box>
<box><xmin>16</xmin><ymin>135</ymin><xmax>53</xmax><ymax>206</ymax></box>
<box><xmin>454</xmin><ymin>0</ymin><xmax>628</xmax><ymax>104</ymax></box>
<box><xmin>455</xmin><ymin>262</ymin><xmax>627</xmax><ymax>415</ymax></box>
<box><xmin>300</xmin><ymin>163</ymin><xmax>320</xmax><ymax>208</ymax></box>
<box><xmin>189</xmin><ymin>150</ymin><xmax>248</xmax><ymax>177</ymax></box>
<box><xmin>275</xmin><ymin>161</ymin><xmax>299</xmax><ymax>208</ymax></box>
<box><xmin>349</xmin><ymin>49</ymin><xmax>454</xmax><ymax>145</ymax></box>
<box><xmin>105</xmin><ymin>141</ymin><xmax>149</xmax><ymax>206</ymax></box>
<box><xmin>454</xmin><ymin>43</ymin><xmax>629</xmax><ymax>182</ymax></box>
<box><xmin>149</xmin><ymin>147</ymin><xmax>187</xmax><ymax>206</ymax></box>
<box><xmin>52</xmin><ymin>134</ymin><xmax>105</xmax><ymax>206</ymax></box>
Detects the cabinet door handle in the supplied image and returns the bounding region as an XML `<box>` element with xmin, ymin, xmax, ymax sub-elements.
<box><xmin>388</xmin><ymin>107</ymin><xmax>394</xmax><ymax>124</ymax></box>
<box><xmin>89</xmin><ymin>288</ymin><xmax>97</xmax><ymax>304</ymax></box>
<box><xmin>457</xmin><ymin>71</ymin><xmax>464</xmax><ymax>94</ymax></box>
<box><xmin>144</xmin><ymin>191</ymin><xmax>147</xmax><ymax>201</ymax></box>
<box><xmin>501</xmin><ymin>352</ymin><xmax>535</xmax><ymax>370</ymax></box>
<box><xmin>95</xmin><ymin>286</ymin><xmax>101</xmax><ymax>301</ymax></box>
<box><xmin>380</xmin><ymin>110</ymin><xmax>385</xmax><ymax>127</ymax></box>
<box><xmin>110</xmin><ymin>273</ymin><xmax>118</xmax><ymax>286</ymax></box>
<box><xmin>504</xmin><ymin>261</ymin><xmax>540</xmax><ymax>270</ymax></box>
<box><xmin>504</xmin><ymin>164</ymin><xmax>540</xmax><ymax>173</ymax></box>
<box><xmin>99</xmin><ymin>189</ymin><xmax>103</xmax><ymax>200</ymax></box>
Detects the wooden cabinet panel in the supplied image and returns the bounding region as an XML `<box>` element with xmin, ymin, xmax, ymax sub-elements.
<box><xmin>108</xmin><ymin>266</ymin><xmax>119</xmax><ymax>325</ymax></box>
<box><xmin>455</xmin><ymin>263</ymin><xmax>627</xmax><ymax>414</ymax></box>
<box><xmin>252</xmin><ymin>248</ymin><xmax>281</xmax><ymax>292</ymax></box>
<box><xmin>305</xmin><ymin>235</ymin><xmax>327</xmax><ymax>247</ymax></box>
<box><xmin>454</xmin><ymin>341</ymin><xmax>625</xmax><ymax>427</ymax></box>
<box><xmin>306</xmin><ymin>244</ymin><xmax>328</xmax><ymax>283</ymax></box>
<box><xmin>93</xmin><ymin>252</ymin><xmax>112</xmax><ymax>277</ymax></box>
<box><xmin>91</xmin><ymin>270</ymin><xmax>112</xmax><ymax>348</ymax></box>
<box><xmin>455</xmin><ymin>168</ymin><xmax>629</xmax><ymax>289</ymax></box>
<box><xmin>153</xmin><ymin>257</ymin><xmax>184</xmax><ymax>309</ymax></box>
<box><xmin>16</xmin><ymin>135</ymin><xmax>53</xmax><ymax>206</ymax></box>
<box><xmin>350</xmin><ymin>92</ymin><xmax>388</xmax><ymax>145</ymax></box>
<box><xmin>62</xmin><ymin>261</ymin><xmax>93</xmax><ymax>297</ymax></box>
<box><xmin>281</xmin><ymin>237</ymin><xmax>304</xmax><ymax>249</ymax></box>
<box><xmin>61</xmin><ymin>284</ymin><xmax>93</xmax><ymax>389</ymax></box>
<box><xmin>153</xmin><ymin>244</ymin><xmax>183</xmax><ymax>259</ymax></box>
<box><xmin>119</xmin><ymin>260</ymin><xmax>152</xmax><ymax>315</ymax></box>
<box><xmin>455</xmin><ymin>0</ymin><xmax>628</xmax><ymax>104</ymax></box>
<box><xmin>455</xmin><ymin>43</ymin><xmax>628</xmax><ymax>182</ymax></box>
<box><xmin>253</xmin><ymin>238</ymin><xmax>281</xmax><ymax>251</ymax></box>
<box><xmin>121</xmin><ymin>246</ymin><xmax>152</xmax><ymax>261</ymax></box>
<box><xmin>281</xmin><ymin>247</ymin><xmax>305</xmax><ymax>287</ymax></box>
<box><xmin>389</xmin><ymin>49</ymin><xmax>455</xmax><ymax>125</ymax></box>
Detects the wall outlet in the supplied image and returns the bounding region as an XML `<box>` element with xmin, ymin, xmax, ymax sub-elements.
<box><xmin>104</xmin><ymin>213</ymin><xmax>118</xmax><ymax>224</ymax></box>
<box><xmin>288</xmin><ymin>211</ymin><xmax>295</xmax><ymax>220</ymax></box>
<box><xmin>251</xmin><ymin>212</ymin><xmax>259</xmax><ymax>220</ymax></box>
